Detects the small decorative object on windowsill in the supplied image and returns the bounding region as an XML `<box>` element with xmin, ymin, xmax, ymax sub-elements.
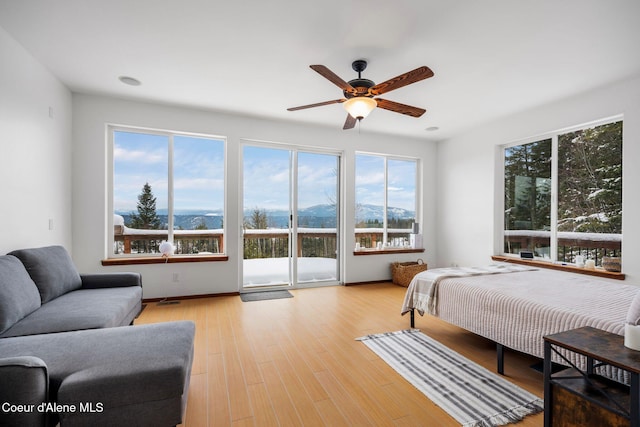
<box><xmin>584</xmin><ymin>259</ymin><xmax>596</xmax><ymax>270</ymax></box>
<box><xmin>159</xmin><ymin>241</ymin><xmax>175</xmax><ymax>260</ymax></box>
<box><xmin>410</xmin><ymin>223</ymin><xmax>423</xmax><ymax>249</ymax></box>
<box><xmin>602</xmin><ymin>256</ymin><xmax>621</xmax><ymax>272</ymax></box>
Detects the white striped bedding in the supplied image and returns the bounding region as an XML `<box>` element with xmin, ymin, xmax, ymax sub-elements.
<box><xmin>404</xmin><ymin>265</ymin><xmax>640</xmax><ymax>381</ymax></box>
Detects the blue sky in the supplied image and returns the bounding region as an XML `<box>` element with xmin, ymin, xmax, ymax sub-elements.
<box><xmin>114</xmin><ymin>131</ymin><xmax>224</xmax><ymax>212</ymax></box>
<box><xmin>355</xmin><ymin>154</ymin><xmax>417</xmax><ymax>211</ymax></box>
<box><xmin>114</xmin><ymin>131</ymin><xmax>416</xmax><ymax>213</ymax></box>
<box><xmin>242</xmin><ymin>146</ymin><xmax>338</xmax><ymax>211</ymax></box>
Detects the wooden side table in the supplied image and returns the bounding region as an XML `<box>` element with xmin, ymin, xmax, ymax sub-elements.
<box><xmin>544</xmin><ymin>326</ymin><xmax>640</xmax><ymax>427</ymax></box>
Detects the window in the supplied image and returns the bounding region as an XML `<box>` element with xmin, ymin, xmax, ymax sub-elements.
<box><xmin>503</xmin><ymin>119</ymin><xmax>622</xmax><ymax>266</ymax></box>
<box><xmin>503</xmin><ymin>139</ymin><xmax>552</xmax><ymax>256</ymax></box>
<box><xmin>110</xmin><ymin>126</ymin><xmax>225</xmax><ymax>257</ymax></box>
<box><xmin>355</xmin><ymin>153</ymin><xmax>419</xmax><ymax>250</ymax></box>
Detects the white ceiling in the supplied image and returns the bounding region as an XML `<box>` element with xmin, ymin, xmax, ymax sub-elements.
<box><xmin>2</xmin><ymin>0</ymin><xmax>640</xmax><ymax>140</ymax></box>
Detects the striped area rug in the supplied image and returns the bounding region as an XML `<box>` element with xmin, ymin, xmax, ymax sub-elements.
<box><xmin>357</xmin><ymin>329</ymin><xmax>543</xmax><ymax>427</ymax></box>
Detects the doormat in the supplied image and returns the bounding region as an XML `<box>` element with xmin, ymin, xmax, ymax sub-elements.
<box><xmin>240</xmin><ymin>290</ymin><xmax>293</xmax><ymax>302</ymax></box>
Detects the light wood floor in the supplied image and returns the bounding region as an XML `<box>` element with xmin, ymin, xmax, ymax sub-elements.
<box><xmin>135</xmin><ymin>283</ymin><xmax>544</xmax><ymax>426</ymax></box>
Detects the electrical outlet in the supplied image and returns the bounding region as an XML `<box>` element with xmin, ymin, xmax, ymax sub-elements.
<box><xmin>172</xmin><ymin>273</ymin><xmax>180</xmax><ymax>282</ymax></box>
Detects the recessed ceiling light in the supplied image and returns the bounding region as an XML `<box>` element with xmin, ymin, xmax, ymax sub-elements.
<box><xmin>425</xmin><ymin>126</ymin><xmax>439</xmax><ymax>132</ymax></box>
<box><xmin>118</xmin><ymin>76</ymin><xmax>141</xmax><ymax>86</ymax></box>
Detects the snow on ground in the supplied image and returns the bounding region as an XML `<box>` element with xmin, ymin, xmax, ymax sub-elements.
<box><xmin>243</xmin><ymin>257</ymin><xmax>337</xmax><ymax>286</ymax></box>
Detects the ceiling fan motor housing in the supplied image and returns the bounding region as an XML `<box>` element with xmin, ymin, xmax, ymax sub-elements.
<box><xmin>344</xmin><ymin>78</ymin><xmax>375</xmax><ymax>98</ymax></box>
<box><xmin>346</xmin><ymin>59</ymin><xmax>375</xmax><ymax>98</ymax></box>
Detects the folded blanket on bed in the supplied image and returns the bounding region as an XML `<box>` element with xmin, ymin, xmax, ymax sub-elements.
<box><xmin>401</xmin><ymin>262</ymin><xmax>536</xmax><ymax>316</ymax></box>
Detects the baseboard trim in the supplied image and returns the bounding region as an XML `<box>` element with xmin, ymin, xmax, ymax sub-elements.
<box><xmin>344</xmin><ymin>280</ymin><xmax>391</xmax><ymax>286</ymax></box>
<box><xmin>143</xmin><ymin>282</ymin><xmax>392</xmax><ymax>301</ymax></box>
<box><xmin>143</xmin><ymin>291</ymin><xmax>240</xmax><ymax>303</ymax></box>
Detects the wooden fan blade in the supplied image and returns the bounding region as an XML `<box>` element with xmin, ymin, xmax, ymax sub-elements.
<box><xmin>287</xmin><ymin>99</ymin><xmax>346</xmax><ymax>111</ymax></box>
<box><xmin>310</xmin><ymin>65</ymin><xmax>357</xmax><ymax>94</ymax></box>
<box><xmin>375</xmin><ymin>98</ymin><xmax>426</xmax><ymax>117</ymax></box>
<box><xmin>369</xmin><ymin>66</ymin><xmax>434</xmax><ymax>96</ymax></box>
<box><xmin>343</xmin><ymin>114</ymin><xmax>357</xmax><ymax>130</ymax></box>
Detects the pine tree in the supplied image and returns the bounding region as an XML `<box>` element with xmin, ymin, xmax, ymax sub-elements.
<box><xmin>504</xmin><ymin>139</ymin><xmax>552</xmax><ymax>231</ymax></box>
<box><xmin>247</xmin><ymin>208</ymin><xmax>268</xmax><ymax>229</ymax></box>
<box><xmin>128</xmin><ymin>182</ymin><xmax>161</xmax><ymax>229</ymax></box>
<box><xmin>557</xmin><ymin>121</ymin><xmax>622</xmax><ymax>234</ymax></box>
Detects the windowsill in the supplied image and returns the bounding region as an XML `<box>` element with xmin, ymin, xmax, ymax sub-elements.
<box><xmin>353</xmin><ymin>248</ymin><xmax>425</xmax><ymax>256</ymax></box>
<box><xmin>491</xmin><ymin>255</ymin><xmax>625</xmax><ymax>280</ymax></box>
<box><xmin>101</xmin><ymin>255</ymin><xmax>228</xmax><ymax>266</ymax></box>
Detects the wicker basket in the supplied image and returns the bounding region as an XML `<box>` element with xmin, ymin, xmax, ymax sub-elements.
<box><xmin>391</xmin><ymin>259</ymin><xmax>427</xmax><ymax>287</ymax></box>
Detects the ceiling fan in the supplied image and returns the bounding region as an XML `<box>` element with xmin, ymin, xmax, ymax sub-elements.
<box><xmin>287</xmin><ymin>60</ymin><xmax>434</xmax><ymax>130</ymax></box>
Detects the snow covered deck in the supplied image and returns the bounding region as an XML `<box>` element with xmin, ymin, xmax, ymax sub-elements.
<box><xmin>243</xmin><ymin>257</ymin><xmax>337</xmax><ymax>287</ymax></box>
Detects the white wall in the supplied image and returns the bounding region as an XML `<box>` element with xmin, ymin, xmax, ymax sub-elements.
<box><xmin>72</xmin><ymin>94</ymin><xmax>437</xmax><ymax>298</ymax></box>
<box><xmin>0</xmin><ymin>26</ymin><xmax>73</xmax><ymax>255</ymax></box>
<box><xmin>436</xmin><ymin>75</ymin><xmax>640</xmax><ymax>284</ymax></box>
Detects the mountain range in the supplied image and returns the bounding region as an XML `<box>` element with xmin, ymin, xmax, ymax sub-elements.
<box><xmin>116</xmin><ymin>204</ymin><xmax>414</xmax><ymax>230</ymax></box>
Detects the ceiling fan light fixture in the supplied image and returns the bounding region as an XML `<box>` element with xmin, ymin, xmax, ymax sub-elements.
<box><xmin>343</xmin><ymin>97</ymin><xmax>377</xmax><ymax>120</ymax></box>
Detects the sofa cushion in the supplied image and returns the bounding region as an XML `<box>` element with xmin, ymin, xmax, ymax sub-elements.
<box><xmin>0</xmin><ymin>286</ymin><xmax>143</xmax><ymax>338</ymax></box>
<box><xmin>0</xmin><ymin>255</ymin><xmax>41</xmax><ymax>334</ymax></box>
<box><xmin>0</xmin><ymin>321</ymin><xmax>195</xmax><ymax>427</ymax></box>
<box><xmin>9</xmin><ymin>246</ymin><xmax>82</xmax><ymax>303</ymax></box>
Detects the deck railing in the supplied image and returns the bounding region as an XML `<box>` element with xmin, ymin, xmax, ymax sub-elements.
<box><xmin>504</xmin><ymin>230</ymin><xmax>622</xmax><ymax>265</ymax></box>
<box><xmin>114</xmin><ymin>226</ymin><xmax>338</xmax><ymax>258</ymax></box>
<box><xmin>114</xmin><ymin>226</ymin><xmax>413</xmax><ymax>258</ymax></box>
<box><xmin>241</xmin><ymin>228</ymin><xmax>337</xmax><ymax>259</ymax></box>
<box><xmin>354</xmin><ymin>228</ymin><xmax>413</xmax><ymax>250</ymax></box>
<box><xmin>114</xmin><ymin>226</ymin><xmax>223</xmax><ymax>255</ymax></box>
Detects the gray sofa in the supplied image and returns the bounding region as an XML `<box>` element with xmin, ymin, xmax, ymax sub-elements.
<box><xmin>0</xmin><ymin>245</ymin><xmax>142</xmax><ymax>338</ymax></box>
<box><xmin>0</xmin><ymin>246</ymin><xmax>195</xmax><ymax>427</ymax></box>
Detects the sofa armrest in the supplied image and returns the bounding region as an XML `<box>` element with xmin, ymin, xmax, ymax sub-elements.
<box><xmin>80</xmin><ymin>272</ymin><xmax>142</xmax><ymax>289</ymax></box>
<box><xmin>0</xmin><ymin>356</ymin><xmax>48</xmax><ymax>427</ymax></box>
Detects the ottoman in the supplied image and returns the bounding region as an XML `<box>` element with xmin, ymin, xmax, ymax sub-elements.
<box><xmin>0</xmin><ymin>321</ymin><xmax>195</xmax><ymax>427</ymax></box>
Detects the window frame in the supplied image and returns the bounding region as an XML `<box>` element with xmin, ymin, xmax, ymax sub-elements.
<box><xmin>498</xmin><ymin>115</ymin><xmax>623</xmax><ymax>265</ymax></box>
<box><xmin>106</xmin><ymin>124</ymin><xmax>227</xmax><ymax>261</ymax></box>
<box><xmin>354</xmin><ymin>151</ymin><xmax>421</xmax><ymax>253</ymax></box>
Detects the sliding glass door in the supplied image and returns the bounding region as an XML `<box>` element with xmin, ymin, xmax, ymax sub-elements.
<box><xmin>241</xmin><ymin>144</ymin><xmax>340</xmax><ymax>289</ymax></box>
<box><xmin>295</xmin><ymin>152</ymin><xmax>340</xmax><ymax>285</ymax></box>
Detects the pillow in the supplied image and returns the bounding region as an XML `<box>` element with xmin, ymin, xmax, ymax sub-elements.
<box><xmin>9</xmin><ymin>246</ymin><xmax>82</xmax><ymax>303</ymax></box>
<box><xmin>627</xmin><ymin>292</ymin><xmax>640</xmax><ymax>325</ymax></box>
<box><xmin>0</xmin><ymin>255</ymin><xmax>42</xmax><ymax>334</ymax></box>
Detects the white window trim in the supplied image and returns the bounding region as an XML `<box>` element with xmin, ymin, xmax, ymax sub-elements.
<box><xmin>355</xmin><ymin>151</ymin><xmax>421</xmax><ymax>249</ymax></box>
<box><xmin>106</xmin><ymin>124</ymin><xmax>227</xmax><ymax>259</ymax></box>
<box><xmin>497</xmin><ymin>115</ymin><xmax>623</xmax><ymax>262</ymax></box>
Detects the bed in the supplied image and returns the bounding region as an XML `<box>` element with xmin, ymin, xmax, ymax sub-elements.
<box><xmin>401</xmin><ymin>263</ymin><xmax>640</xmax><ymax>381</ymax></box>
